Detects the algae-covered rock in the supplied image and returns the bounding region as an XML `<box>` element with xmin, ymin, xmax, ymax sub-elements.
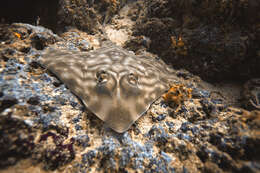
<box><xmin>132</xmin><ymin>0</ymin><xmax>260</xmax><ymax>82</ymax></box>
<box><xmin>0</xmin><ymin>23</ymin><xmax>259</xmax><ymax>173</ymax></box>
<box><xmin>0</xmin><ymin>0</ymin><xmax>259</xmax><ymax>172</ymax></box>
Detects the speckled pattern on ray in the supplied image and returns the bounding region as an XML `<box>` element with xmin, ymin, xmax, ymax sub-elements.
<box><xmin>39</xmin><ymin>44</ymin><xmax>178</xmax><ymax>132</ymax></box>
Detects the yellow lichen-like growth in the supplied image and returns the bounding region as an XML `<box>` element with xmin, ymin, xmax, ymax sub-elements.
<box><xmin>13</xmin><ymin>32</ymin><xmax>21</xmax><ymax>39</ymax></box>
<box><xmin>102</xmin><ymin>0</ymin><xmax>120</xmax><ymax>23</ymax></box>
<box><xmin>105</xmin><ymin>0</ymin><xmax>119</xmax><ymax>13</ymax></box>
<box><xmin>170</xmin><ymin>36</ymin><xmax>188</xmax><ymax>56</ymax></box>
<box><xmin>162</xmin><ymin>84</ymin><xmax>192</xmax><ymax>107</ymax></box>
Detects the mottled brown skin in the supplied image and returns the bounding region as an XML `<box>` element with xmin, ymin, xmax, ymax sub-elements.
<box><xmin>39</xmin><ymin>45</ymin><xmax>178</xmax><ymax>133</ymax></box>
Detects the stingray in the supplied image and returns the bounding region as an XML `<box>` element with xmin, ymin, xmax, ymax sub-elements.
<box><xmin>39</xmin><ymin>44</ymin><xmax>178</xmax><ymax>133</ymax></box>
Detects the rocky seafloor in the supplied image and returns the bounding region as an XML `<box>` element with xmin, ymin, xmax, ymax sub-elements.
<box><xmin>0</xmin><ymin>0</ymin><xmax>260</xmax><ymax>173</ymax></box>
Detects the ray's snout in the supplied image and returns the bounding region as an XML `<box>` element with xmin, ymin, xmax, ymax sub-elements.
<box><xmin>94</xmin><ymin>71</ymin><xmax>142</xmax><ymax>133</ymax></box>
<box><xmin>104</xmin><ymin>106</ymin><xmax>134</xmax><ymax>133</ymax></box>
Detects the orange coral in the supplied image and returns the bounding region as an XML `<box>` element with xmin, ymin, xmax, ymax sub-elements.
<box><xmin>13</xmin><ymin>32</ymin><xmax>21</xmax><ymax>39</ymax></box>
<box><xmin>103</xmin><ymin>0</ymin><xmax>120</xmax><ymax>23</ymax></box>
<box><xmin>162</xmin><ymin>84</ymin><xmax>192</xmax><ymax>106</ymax></box>
<box><xmin>170</xmin><ymin>36</ymin><xmax>188</xmax><ymax>56</ymax></box>
<box><xmin>105</xmin><ymin>0</ymin><xmax>119</xmax><ymax>11</ymax></box>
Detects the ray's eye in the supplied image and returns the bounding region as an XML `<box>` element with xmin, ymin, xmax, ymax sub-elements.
<box><xmin>127</xmin><ymin>73</ymin><xmax>138</xmax><ymax>86</ymax></box>
<box><xmin>96</xmin><ymin>70</ymin><xmax>109</xmax><ymax>84</ymax></box>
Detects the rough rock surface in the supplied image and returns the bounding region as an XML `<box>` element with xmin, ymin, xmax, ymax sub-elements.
<box><xmin>0</xmin><ymin>23</ymin><xmax>259</xmax><ymax>173</ymax></box>
<box><xmin>0</xmin><ymin>0</ymin><xmax>126</xmax><ymax>34</ymax></box>
<box><xmin>0</xmin><ymin>0</ymin><xmax>260</xmax><ymax>173</ymax></box>
<box><xmin>130</xmin><ymin>0</ymin><xmax>260</xmax><ymax>82</ymax></box>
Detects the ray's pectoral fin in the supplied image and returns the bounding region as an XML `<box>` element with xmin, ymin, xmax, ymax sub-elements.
<box><xmin>39</xmin><ymin>47</ymin><xmax>178</xmax><ymax>133</ymax></box>
<box><xmin>39</xmin><ymin>48</ymin><xmax>86</xmax><ymax>98</ymax></box>
<box><xmin>104</xmin><ymin>106</ymin><xmax>135</xmax><ymax>133</ymax></box>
